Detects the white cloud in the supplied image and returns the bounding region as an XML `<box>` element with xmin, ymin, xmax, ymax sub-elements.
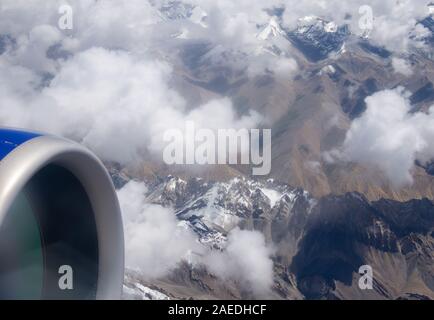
<box><xmin>322</xmin><ymin>149</ymin><xmax>341</xmax><ymax>164</ymax></box>
<box><xmin>0</xmin><ymin>1</ymin><xmax>275</xmax><ymax>166</ymax></box>
<box><xmin>118</xmin><ymin>181</ymin><xmax>201</xmax><ymax>279</ymax></box>
<box><xmin>0</xmin><ymin>48</ymin><xmax>180</xmax><ymax>163</ymax></box>
<box><xmin>392</xmin><ymin>57</ymin><xmax>413</xmax><ymax>76</ymax></box>
<box><xmin>342</xmin><ymin>88</ymin><xmax>434</xmax><ymax>187</ymax></box>
<box><xmin>305</xmin><ymin>160</ymin><xmax>321</xmax><ymax>173</ymax></box>
<box><xmin>203</xmin><ymin>228</ymin><xmax>275</xmax><ymax>296</ymax></box>
<box><xmin>1</xmin><ymin>0</ymin><xmax>432</xmax><ymax>63</ymax></box>
<box><xmin>5</xmin><ymin>0</ymin><xmax>432</xmax><ymax>296</ymax></box>
<box><xmin>270</xmin><ymin>57</ymin><xmax>299</xmax><ymax>77</ymax></box>
<box><xmin>0</xmin><ymin>2</ymin><xmax>430</xmax><ymax>165</ymax></box>
<box><xmin>118</xmin><ymin>181</ymin><xmax>275</xmax><ymax>295</ymax></box>
<box><xmin>0</xmin><ymin>47</ymin><xmax>261</xmax><ymax>164</ymax></box>
<box><xmin>189</xmin><ymin>0</ymin><xmax>277</xmax><ymax>46</ymax></box>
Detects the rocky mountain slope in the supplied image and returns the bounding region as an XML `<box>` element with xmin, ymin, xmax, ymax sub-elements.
<box><xmin>112</xmin><ymin>170</ymin><xmax>434</xmax><ymax>300</ymax></box>
<box><xmin>136</xmin><ymin>6</ymin><xmax>434</xmax><ymax>202</ymax></box>
<box><xmin>107</xmin><ymin>2</ymin><xmax>434</xmax><ymax>300</ymax></box>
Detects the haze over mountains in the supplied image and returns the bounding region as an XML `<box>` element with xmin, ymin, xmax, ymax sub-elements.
<box><xmin>1</xmin><ymin>0</ymin><xmax>434</xmax><ymax>300</ymax></box>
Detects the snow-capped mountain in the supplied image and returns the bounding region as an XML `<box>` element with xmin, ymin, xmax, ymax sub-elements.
<box><xmin>123</xmin><ymin>270</ymin><xmax>170</xmax><ymax>300</ymax></box>
<box><xmin>159</xmin><ymin>0</ymin><xmax>195</xmax><ymax>21</ymax></box>
<box><xmin>110</xmin><ymin>168</ymin><xmax>434</xmax><ymax>300</ymax></box>
<box><xmin>287</xmin><ymin>16</ymin><xmax>350</xmax><ymax>62</ymax></box>
<box><xmin>143</xmin><ymin>175</ymin><xmax>314</xmax><ymax>249</ymax></box>
<box><xmin>100</xmin><ymin>2</ymin><xmax>434</xmax><ymax>301</ymax></box>
<box><xmin>158</xmin><ymin>0</ymin><xmax>207</xmax><ymax>27</ymax></box>
<box><xmin>155</xmin><ymin>1</ymin><xmax>434</xmax><ymax>68</ymax></box>
<box><xmin>257</xmin><ymin>18</ymin><xmax>285</xmax><ymax>41</ymax></box>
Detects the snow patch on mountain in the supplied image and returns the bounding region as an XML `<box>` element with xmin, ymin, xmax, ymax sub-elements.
<box><xmin>288</xmin><ymin>15</ymin><xmax>350</xmax><ymax>62</ymax></box>
<box><xmin>257</xmin><ymin>18</ymin><xmax>285</xmax><ymax>41</ymax></box>
<box><xmin>260</xmin><ymin>188</ymin><xmax>282</xmax><ymax>207</ymax></box>
<box><xmin>123</xmin><ymin>283</ymin><xmax>170</xmax><ymax>300</ymax></box>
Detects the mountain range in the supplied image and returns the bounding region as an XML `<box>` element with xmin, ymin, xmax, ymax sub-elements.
<box><xmin>136</xmin><ymin>6</ymin><xmax>434</xmax><ymax>202</ymax></box>
<box><xmin>115</xmin><ymin>171</ymin><xmax>434</xmax><ymax>300</ymax></box>
<box><xmin>115</xmin><ymin>2</ymin><xmax>434</xmax><ymax>300</ymax></box>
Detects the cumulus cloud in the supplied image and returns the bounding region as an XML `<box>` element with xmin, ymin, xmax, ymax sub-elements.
<box><xmin>189</xmin><ymin>0</ymin><xmax>278</xmax><ymax>46</ymax></box>
<box><xmin>342</xmin><ymin>88</ymin><xmax>434</xmax><ymax>187</ymax></box>
<box><xmin>1</xmin><ymin>1</ymin><xmax>432</xmax><ymax>62</ymax></box>
<box><xmin>203</xmin><ymin>228</ymin><xmax>275</xmax><ymax>296</ymax></box>
<box><xmin>0</xmin><ymin>48</ymin><xmax>176</xmax><ymax>163</ymax></box>
<box><xmin>0</xmin><ymin>46</ymin><xmax>261</xmax><ymax>164</ymax></box>
<box><xmin>247</xmin><ymin>55</ymin><xmax>298</xmax><ymax>78</ymax></box>
<box><xmin>392</xmin><ymin>57</ymin><xmax>413</xmax><ymax>76</ymax></box>
<box><xmin>118</xmin><ymin>181</ymin><xmax>201</xmax><ymax>279</ymax></box>
<box><xmin>305</xmin><ymin>160</ymin><xmax>321</xmax><ymax>173</ymax></box>
<box><xmin>0</xmin><ymin>1</ymin><xmax>271</xmax><ymax>165</ymax></box>
<box><xmin>271</xmin><ymin>57</ymin><xmax>298</xmax><ymax>76</ymax></box>
<box><xmin>0</xmin><ymin>0</ymin><xmax>159</xmax><ymax>54</ymax></box>
<box><xmin>0</xmin><ymin>2</ymin><xmax>278</xmax><ymax>293</ymax></box>
<box><xmin>118</xmin><ymin>181</ymin><xmax>275</xmax><ymax>294</ymax></box>
<box><xmin>0</xmin><ymin>2</ymin><xmax>429</xmax><ymax>167</ymax></box>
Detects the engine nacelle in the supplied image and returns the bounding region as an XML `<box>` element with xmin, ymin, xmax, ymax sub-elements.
<box><xmin>0</xmin><ymin>128</ymin><xmax>124</xmax><ymax>300</ymax></box>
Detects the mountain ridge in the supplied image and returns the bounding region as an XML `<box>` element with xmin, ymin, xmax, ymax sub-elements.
<box><xmin>112</xmin><ymin>169</ymin><xmax>434</xmax><ymax>300</ymax></box>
